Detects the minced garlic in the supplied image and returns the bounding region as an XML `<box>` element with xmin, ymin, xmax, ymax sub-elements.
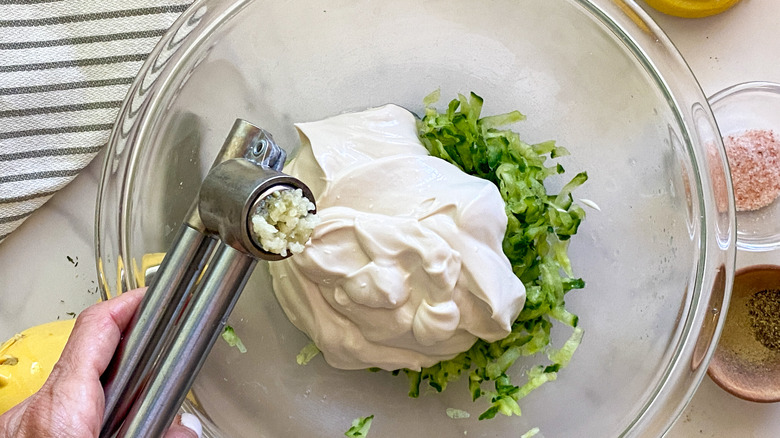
<box><xmin>250</xmin><ymin>188</ymin><xmax>318</xmax><ymax>256</ymax></box>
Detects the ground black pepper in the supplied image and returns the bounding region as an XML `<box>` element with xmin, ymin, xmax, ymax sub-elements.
<box><xmin>708</xmin><ymin>266</ymin><xmax>780</xmax><ymax>402</ymax></box>
<box><xmin>748</xmin><ymin>288</ymin><xmax>780</xmax><ymax>351</ymax></box>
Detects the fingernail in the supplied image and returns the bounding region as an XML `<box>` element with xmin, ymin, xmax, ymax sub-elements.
<box><xmin>180</xmin><ymin>413</ymin><xmax>203</xmax><ymax>438</ymax></box>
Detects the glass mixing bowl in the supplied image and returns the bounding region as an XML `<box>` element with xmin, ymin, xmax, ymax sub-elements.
<box><xmin>96</xmin><ymin>0</ymin><xmax>736</xmax><ymax>436</ymax></box>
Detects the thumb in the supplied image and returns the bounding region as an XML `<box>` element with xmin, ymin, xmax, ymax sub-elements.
<box><xmin>165</xmin><ymin>413</ymin><xmax>202</xmax><ymax>438</ymax></box>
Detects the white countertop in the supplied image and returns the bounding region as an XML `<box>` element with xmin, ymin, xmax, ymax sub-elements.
<box><xmin>0</xmin><ymin>1</ymin><xmax>778</xmax><ymax>436</ymax></box>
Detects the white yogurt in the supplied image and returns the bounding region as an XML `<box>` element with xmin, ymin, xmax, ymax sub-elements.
<box><xmin>269</xmin><ymin>104</ymin><xmax>525</xmax><ymax>371</ymax></box>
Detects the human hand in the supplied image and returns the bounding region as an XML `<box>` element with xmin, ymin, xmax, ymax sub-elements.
<box><xmin>0</xmin><ymin>289</ymin><xmax>202</xmax><ymax>438</ymax></box>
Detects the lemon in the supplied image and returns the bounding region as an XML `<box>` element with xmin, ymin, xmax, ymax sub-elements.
<box><xmin>644</xmin><ymin>0</ymin><xmax>741</xmax><ymax>18</ymax></box>
<box><xmin>0</xmin><ymin>319</ymin><xmax>75</xmax><ymax>414</ymax></box>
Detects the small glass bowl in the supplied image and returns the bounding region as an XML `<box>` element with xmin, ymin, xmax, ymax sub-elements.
<box><xmin>709</xmin><ymin>82</ymin><xmax>780</xmax><ymax>252</ymax></box>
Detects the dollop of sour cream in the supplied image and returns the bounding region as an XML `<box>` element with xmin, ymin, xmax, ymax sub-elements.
<box><xmin>269</xmin><ymin>104</ymin><xmax>525</xmax><ymax>371</ymax></box>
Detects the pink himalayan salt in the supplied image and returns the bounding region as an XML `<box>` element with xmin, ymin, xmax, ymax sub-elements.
<box><xmin>724</xmin><ymin>129</ymin><xmax>780</xmax><ymax>211</ymax></box>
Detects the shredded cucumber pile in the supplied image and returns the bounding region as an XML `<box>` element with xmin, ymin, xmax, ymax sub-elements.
<box><xmin>401</xmin><ymin>90</ymin><xmax>588</xmax><ymax>420</ymax></box>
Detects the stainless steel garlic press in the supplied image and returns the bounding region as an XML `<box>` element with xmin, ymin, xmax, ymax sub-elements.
<box><xmin>99</xmin><ymin>119</ymin><xmax>315</xmax><ymax>438</ymax></box>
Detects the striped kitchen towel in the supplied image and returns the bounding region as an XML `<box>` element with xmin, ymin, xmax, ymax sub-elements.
<box><xmin>0</xmin><ymin>0</ymin><xmax>193</xmax><ymax>244</ymax></box>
